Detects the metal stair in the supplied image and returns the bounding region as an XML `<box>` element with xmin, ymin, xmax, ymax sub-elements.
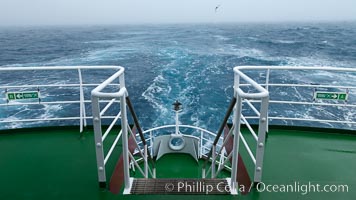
<box><xmin>130</xmin><ymin>178</ymin><xmax>231</xmax><ymax>195</ymax></box>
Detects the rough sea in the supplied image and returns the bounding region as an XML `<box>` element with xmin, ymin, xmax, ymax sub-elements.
<box><xmin>1</xmin><ymin>22</ymin><xmax>356</xmax><ymax>131</ymax></box>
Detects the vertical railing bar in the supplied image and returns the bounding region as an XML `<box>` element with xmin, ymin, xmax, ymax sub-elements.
<box><xmin>78</xmin><ymin>68</ymin><xmax>84</xmax><ymax>133</ymax></box>
<box><xmin>200</xmin><ymin>130</ymin><xmax>203</xmax><ymax>158</ymax></box>
<box><xmin>253</xmin><ymin>96</ymin><xmax>269</xmax><ymax>184</ymax></box>
<box><xmin>211</xmin><ymin>145</ymin><xmax>216</xmax><ymax>178</ymax></box>
<box><xmin>150</xmin><ymin>131</ymin><xmax>153</xmax><ymax>156</ymax></box>
<box><xmin>120</xmin><ymin>93</ymin><xmax>130</xmax><ymax>190</ymax></box>
<box><xmin>91</xmin><ymin>95</ymin><xmax>107</xmax><ymax>188</ymax></box>
<box><xmin>265</xmin><ymin>69</ymin><xmax>270</xmax><ymax>132</ymax></box>
<box><xmin>230</xmin><ymin>96</ymin><xmax>242</xmax><ymax>193</ymax></box>
<box><xmin>144</xmin><ymin>145</ymin><xmax>148</xmax><ymax>178</ymax></box>
<box><xmin>265</xmin><ymin>69</ymin><xmax>270</xmax><ymax>91</ymax></box>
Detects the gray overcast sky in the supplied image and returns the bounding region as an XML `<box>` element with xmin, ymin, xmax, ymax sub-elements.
<box><xmin>1</xmin><ymin>0</ymin><xmax>356</xmax><ymax>26</ymax></box>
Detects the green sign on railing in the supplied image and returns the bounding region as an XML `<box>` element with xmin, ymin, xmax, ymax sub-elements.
<box><xmin>314</xmin><ymin>92</ymin><xmax>348</xmax><ymax>101</ymax></box>
<box><xmin>6</xmin><ymin>91</ymin><xmax>40</xmax><ymax>101</ymax></box>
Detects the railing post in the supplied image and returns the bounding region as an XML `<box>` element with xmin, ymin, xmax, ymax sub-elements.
<box><xmin>175</xmin><ymin>110</ymin><xmax>180</xmax><ymax>135</ymax></box>
<box><xmin>91</xmin><ymin>95</ymin><xmax>107</xmax><ymax>188</ymax></box>
<box><xmin>211</xmin><ymin>145</ymin><xmax>216</xmax><ymax>178</ymax></box>
<box><xmin>119</xmin><ymin>71</ymin><xmax>125</xmax><ymax>89</ymax></box>
<box><xmin>78</xmin><ymin>68</ymin><xmax>87</xmax><ymax>132</ymax></box>
<box><xmin>200</xmin><ymin>130</ymin><xmax>203</xmax><ymax>158</ymax></box>
<box><xmin>120</xmin><ymin>93</ymin><xmax>130</xmax><ymax>190</ymax></box>
<box><xmin>265</xmin><ymin>69</ymin><xmax>270</xmax><ymax>133</ymax></box>
<box><xmin>150</xmin><ymin>131</ymin><xmax>153</xmax><ymax>156</ymax></box>
<box><xmin>144</xmin><ymin>144</ymin><xmax>148</xmax><ymax>178</ymax></box>
<box><xmin>254</xmin><ymin>96</ymin><xmax>269</xmax><ymax>184</ymax></box>
<box><xmin>230</xmin><ymin>96</ymin><xmax>242</xmax><ymax>193</ymax></box>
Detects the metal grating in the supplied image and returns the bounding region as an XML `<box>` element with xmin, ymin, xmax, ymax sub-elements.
<box><xmin>130</xmin><ymin>178</ymin><xmax>231</xmax><ymax>195</ymax></box>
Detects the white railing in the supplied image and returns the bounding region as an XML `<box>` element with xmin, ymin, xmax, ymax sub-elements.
<box><xmin>91</xmin><ymin>67</ymin><xmax>155</xmax><ymax>191</ymax></box>
<box><xmin>138</xmin><ymin>124</ymin><xmax>217</xmax><ymax>158</ymax></box>
<box><xmin>231</xmin><ymin>67</ymin><xmax>269</xmax><ymax>192</ymax></box>
<box><xmin>236</xmin><ymin>66</ymin><xmax>356</xmax><ymax>128</ymax></box>
<box><xmin>0</xmin><ymin>66</ymin><xmax>122</xmax><ymax>132</ymax></box>
<box><xmin>90</xmin><ymin>66</ymin><xmax>128</xmax><ymax>188</ymax></box>
<box><xmin>231</xmin><ymin>65</ymin><xmax>356</xmax><ymax>190</ymax></box>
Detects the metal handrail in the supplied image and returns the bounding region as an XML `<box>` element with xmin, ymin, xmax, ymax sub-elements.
<box><xmin>202</xmin><ymin>97</ymin><xmax>236</xmax><ymax>178</ymax></box>
<box><xmin>230</xmin><ymin>65</ymin><xmax>356</xmax><ymax>190</ymax></box>
<box><xmin>125</xmin><ymin>96</ymin><xmax>156</xmax><ymax>170</ymax></box>
<box><xmin>0</xmin><ymin>66</ymin><xmax>123</xmax><ymax>132</ymax></box>
<box><xmin>142</xmin><ymin>124</ymin><xmax>216</xmax><ymax>136</ymax></box>
<box><xmin>230</xmin><ymin>66</ymin><xmax>270</xmax><ymax>192</ymax></box>
<box><xmin>140</xmin><ymin>124</ymin><xmax>218</xmax><ymax>156</ymax></box>
<box><xmin>235</xmin><ymin>65</ymin><xmax>356</xmax><ymax>72</ymax></box>
<box><xmin>234</xmin><ymin>68</ymin><xmax>269</xmax><ymax>99</ymax></box>
<box><xmin>235</xmin><ymin>66</ymin><xmax>356</xmax><ymax>128</ymax></box>
<box><xmin>0</xmin><ymin>66</ymin><xmax>123</xmax><ymax>71</ymax></box>
<box><xmin>90</xmin><ymin>66</ymin><xmax>128</xmax><ymax>188</ymax></box>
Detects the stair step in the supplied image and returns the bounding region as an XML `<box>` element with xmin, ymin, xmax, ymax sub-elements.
<box><xmin>130</xmin><ymin>178</ymin><xmax>231</xmax><ymax>195</ymax></box>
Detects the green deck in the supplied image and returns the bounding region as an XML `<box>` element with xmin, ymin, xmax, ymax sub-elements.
<box><xmin>0</xmin><ymin>126</ymin><xmax>355</xmax><ymax>199</ymax></box>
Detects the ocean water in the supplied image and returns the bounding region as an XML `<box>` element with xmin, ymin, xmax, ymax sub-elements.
<box><xmin>0</xmin><ymin>22</ymin><xmax>356</xmax><ymax>131</ymax></box>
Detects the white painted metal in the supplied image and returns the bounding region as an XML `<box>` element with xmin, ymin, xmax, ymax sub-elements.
<box><xmin>232</xmin><ymin>66</ymin><xmax>271</xmax><ymax>188</ymax></box>
<box><xmin>3</xmin><ymin>65</ymin><xmax>355</xmax><ymax>191</ymax></box>
<box><xmin>235</xmin><ymin>66</ymin><xmax>356</xmax><ymax>126</ymax></box>
<box><xmin>239</xmin><ymin>131</ymin><xmax>256</xmax><ymax>165</ymax></box>
<box><xmin>200</xmin><ymin>131</ymin><xmax>203</xmax><ymax>158</ymax></box>
<box><xmin>78</xmin><ymin>68</ymin><xmax>86</xmax><ymax>133</ymax></box>
<box><xmin>244</xmin><ymin>99</ymin><xmax>260</xmax><ymax>117</ymax></box>
<box><xmin>232</xmin><ymin>65</ymin><xmax>356</xmax><ymax>185</ymax></box>
<box><xmin>87</xmin><ymin>66</ymin><xmax>129</xmax><ymax>188</ymax></box>
<box><xmin>253</xmin><ymin>96</ymin><xmax>269</xmax><ymax>183</ymax></box>
<box><xmin>144</xmin><ymin>145</ymin><xmax>148</xmax><ymax>178</ymax></box>
<box><xmin>216</xmin><ymin>151</ymin><xmax>233</xmax><ymax>177</ymax></box>
<box><xmin>175</xmin><ymin>110</ymin><xmax>180</xmax><ymax>135</ymax></box>
<box><xmin>119</xmin><ymin>89</ymin><xmax>130</xmax><ymax>190</ymax></box>
<box><xmin>101</xmin><ymin>112</ymin><xmax>121</xmax><ymax>141</ymax></box>
<box><xmin>100</xmin><ymin>99</ymin><xmax>117</xmax><ymax>116</ymax></box>
<box><xmin>138</xmin><ymin>124</ymin><xmax>219</xmax><ymax>164</ymax></box>
<box><xmin>235</xmin><ymin>65</ymin><xmax>356</xmax><ymax>71</ymax></box>
<box><xmin>104</xmin><ymin>130</ymin><xmax>123</xmax><ymax>165</ymax></box>
<box><xmin>241</xmin><ymin>115</ymin><xmax>258</xmax><ymax>141</ymax></box>
<box><xmin>230</xmin><ymin>96</ymin><xmax>242</xmax><ymax>191</ymax></box>
<box><xmin>150</xmin><ymin>131</ymin><xmax>153</xmax><ymax>156</ymax></box>
<box><xmin>91</xmin><ymin>95</ymin><xmax>107</xmax><ymax>185</ymax></box>
<box><xmin>211</xmin><ymin>145</ymin><xmax>216</xmax><ymax>178</ymax></box>
<box><xmin>0</xmin><ymin>66</ymin><xmax>122</xmax><ymax>71</ymax></box>
<box><xmin>129</xmin><ymin>153</ymin><xmax>145</xmax><ymax>177</ymax></box>
<box><xmin>0</xmin><ymin>66</ymin><xmax>123</xmax><ymax>132</ymax></box>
